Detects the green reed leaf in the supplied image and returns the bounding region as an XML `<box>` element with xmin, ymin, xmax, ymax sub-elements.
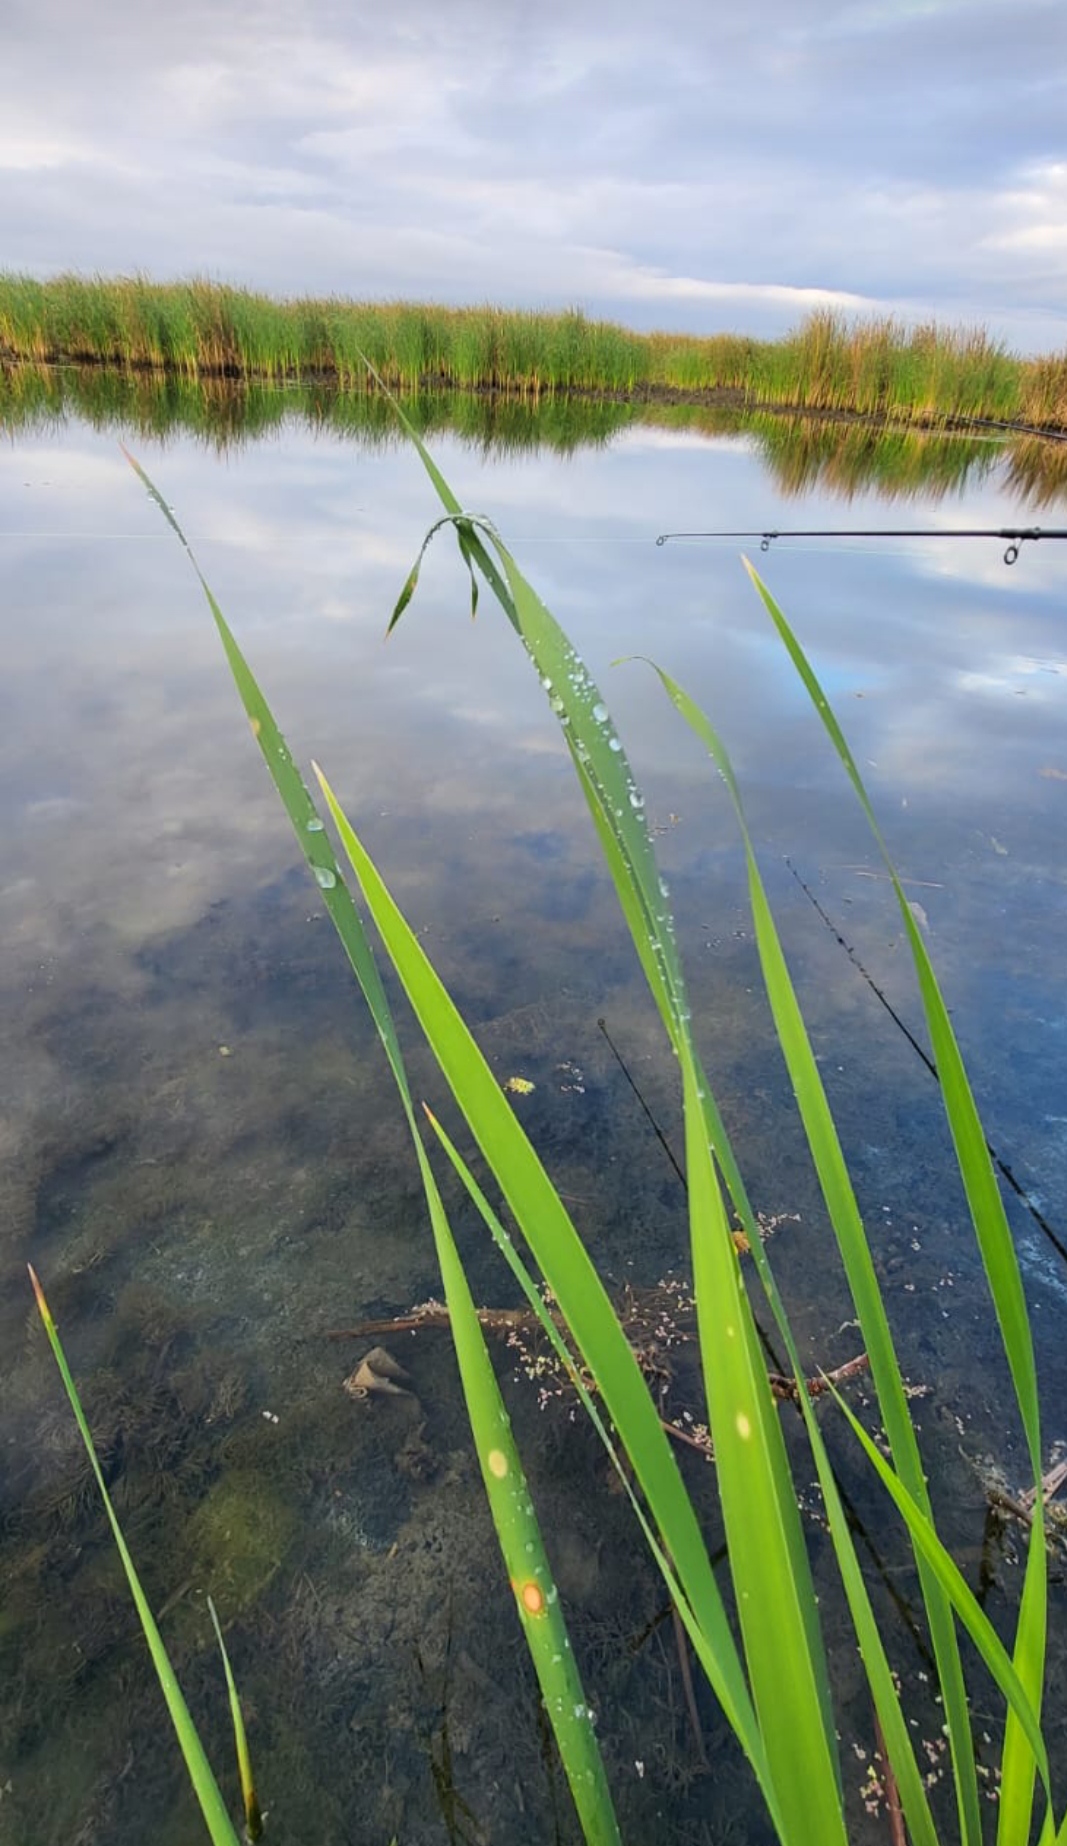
<box><xmin>635</xmin><ymin>654</ymin><xmax>983</xmax><ymax>1844</ymax></box>
<box><xmin>743</xmin><ymin>556</ymin><xmax>1047</xmax><ymax>1838</ymax></box>
<box><xmin>130</xmin><ymin>455</ymin><xmax>622</xmax><ymax>1846</ymax></box>
<box><xmin>207</xmin><ymin>1598</ymin><xmax>262</xmax><ymax>1843</ymax></box>
<box><xmin>29</xmin><ymin>1266</ymin><xmax>241</xmax><ymax>1846</ymax></box>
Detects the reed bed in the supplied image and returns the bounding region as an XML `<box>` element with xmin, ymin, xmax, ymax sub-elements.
<box><xmin>4</xmin><ymin>274</ymin><xmax>1067</xmax><ymax>428</ymax></box>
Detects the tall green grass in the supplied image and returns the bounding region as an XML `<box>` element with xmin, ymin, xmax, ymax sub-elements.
<box><xmin>31</xmin><ymin>405</ymin><xmax>1065</xmax><ymax>1841</ymax></box>
<box><xmin>5</xmin><ymin>273</ymin><xmax>1067</xmax><ymax>426</ymax></box>
<box><xmin>28</xmin><ymin>1265</ymin><xmax>244</xmax><ymax>1846</ymax></box>
<box><xmin>112</xmin><ymin>415</ymin><xmax>1055</xmax><ymax>1831</ymax></box>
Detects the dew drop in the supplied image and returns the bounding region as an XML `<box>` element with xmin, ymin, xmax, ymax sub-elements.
<box><xmin>305</xmin><ymin>817</ymin><xmax>325</xmax><ymax>833</ymax></box>
<box><xmin>608</xmin><ymin>735</ymin><xmax>622</xmax><ymax>752</ymax></box>
<box><xmin>313</xmin><ymin>866</ymin><xmax>337</xmax><ymax>890</ymax></box>
<box><xmin>628</xmin><ymin>791</ymin><xmax>645</xmax><ymax>811</ymax></box>
<box><xmin>592</xmin><ymin>702</ymin><xmax>608</xmax><ymax>724</ymax></box>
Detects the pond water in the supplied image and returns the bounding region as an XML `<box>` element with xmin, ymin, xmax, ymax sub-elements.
<box><xmin>2</xmin><ymin>384</ymin><xmax>1067</xmax><ymax>1846</ymax></box>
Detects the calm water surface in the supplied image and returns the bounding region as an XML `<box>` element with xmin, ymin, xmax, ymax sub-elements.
<box><xmin>2</xmin><ymin>397</ymin><xmax>1066</xmax><ymax>1844</ymax></box>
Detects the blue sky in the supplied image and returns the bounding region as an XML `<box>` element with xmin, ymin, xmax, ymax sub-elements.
<box><xmin>3</xmin><ymin>0</ymin><xmax>1066</xmax><ymax>350</ymax></box>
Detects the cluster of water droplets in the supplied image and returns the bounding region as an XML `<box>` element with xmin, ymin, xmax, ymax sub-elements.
<box><xmin>534</xmin><ymin>640</ymin><xmax>692</xmax><ymax>1024</ymax></box>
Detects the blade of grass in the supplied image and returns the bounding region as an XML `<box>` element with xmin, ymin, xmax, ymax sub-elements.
<box><xmin>678</xmin><ymin>1039</ymin><xmax>847</xmax><ymax>1842</ymax></box>
<box><xmin>127</xmin><ymin>453</ymin><xmax>622</xmax><ymax>1845</ymax></box>
<box><xmin>375</xmin><ymin>412</ymin><xmax>853</xmax><ymax>1839</ymax></box>
<box><xmin>422</xmin><ymin>1101</ymin><xmax>799</xmax><ymax>1838</ymax></box>
<box><xmin>636</xmin><ymin>656</ymin><xmax>983</xmax><ymax>1844</ymax></box>
<box><xmin>379</xmin><ymin>430</ymin><xmax>1026</xmax><ymax>1843</ymax></box>
<box><xmin>742</xmin><ymin>558</ymin><xmax>1041</xmax><ymax>1470</ymax></box>
<box><xmin>831</xmin><ymin>1384</ymin><xmax>1054</xmax><ymax>1812</ymax></box>
<box><xmin>742</xmin><ymin>556</ymin><xmax>1047</xmax><ymax>1837</ymax></box>
<box><xmin>28</xmin><ymin>1264</ymin><xmax>241</xmax><ymax>1846</ymax></box>
<box><xmin>412</xmin><ymin>1129</ymin><xmax>622</xmax><ymax>1846</ymax></box>
<box><xmin>312</xmin><ymin>762</ymin><xmax>771</xmax><ymax>1794</ymax></box>
<box><xmin>207</xmin><ymin>1598</ymin><xmax>263</xmax><ymax>1843</ymax></box>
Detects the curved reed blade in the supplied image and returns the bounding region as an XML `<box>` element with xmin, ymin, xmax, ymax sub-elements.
<box><xmin>125</xmin><ymin>455</ymin><xmax>623</xmax><ymax>1845</ymax></box>
<box><xmin>421</xmin><ymin>1105</ymin><xmax>780</xmax><ymax>1774</ymax></box>
<box><xmin>312</xmin><ymin>763</ymin><xmax>774</xmax><ymax>1811</ymax></box>
<box><xmin>28</xmin><ymin>1266</ymin><xmax>242</xmax><ymax>1846</ymax></box>
<box><xmin>634</xmin><ymin>655</ymin><xmax>984</xmax><ymax>1843</ymax></box>
<box><xmin>410</xmin><ymin>1131</ymin><xmax>622</xmax><ymax>1846</ymax></box>
<box><xmin>832</xmin><ymin>1387</ymin><xmax>1054</xmax><ymax>1807</ymax></box>
<box><xmin>374</xmin><ymin>421</ymin><xmax>849</xmax><ymax>1841</ymax></box>
<box><xmin>742</xmin><ymin>557</ymin><xmax>1047</xmax><ymax>1842</ymax></box>
<box><xmin>207</xmin><ymin>1599</ymin><xmax>263</xmax><ymax>1843</ymax></box>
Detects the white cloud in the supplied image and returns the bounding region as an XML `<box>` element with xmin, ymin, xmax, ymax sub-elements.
<box><xmin>0</xmin><ymin>128</ymin><xmax>92</xmax><ymax>171</ymax></box>
<box><xmin>2</xmin><ymin>0</ymin><xmax>1067</xmax><ymax>348</ymax></box>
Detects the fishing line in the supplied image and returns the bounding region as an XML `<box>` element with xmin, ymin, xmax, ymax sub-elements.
<box><xmin>784</xmin><ymin>857</ymin><xmax>1067</xmax><ymax>1269</ymax></box>
<box><xmin>598</xmin><ymin>1014</ymin><xmax>687</xmax><ymax>1192</ymax></box>
<box><xmin>598</xmin><ymin>878</ymin><xmax>1067</xmax><ymax>1276</ymax></box>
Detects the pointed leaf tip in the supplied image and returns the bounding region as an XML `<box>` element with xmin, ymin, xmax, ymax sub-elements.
<box><xmin>27</xmin><ymin>1263</ymin><xmax>50</xmax><ymax>1322</ymax></box>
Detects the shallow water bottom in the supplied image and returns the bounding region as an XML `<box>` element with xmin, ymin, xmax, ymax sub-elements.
<box><xmin>4</xmin><ymin>786</ymin><xmax>1067</xmax><ymax>1845</ymax></box>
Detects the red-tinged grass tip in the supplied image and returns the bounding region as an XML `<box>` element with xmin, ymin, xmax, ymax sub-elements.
<box><xmin>27</xmin><ymin>1263</ymin><xmax>52</xmax><ymax>1326</ymax></box>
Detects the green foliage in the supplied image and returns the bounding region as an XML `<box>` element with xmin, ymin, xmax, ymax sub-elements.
<box><xmin>121</xmin><ymin>415</ymin><xmax>1062</xmax><ymax>1841</ymax></box>
<box><xmin>32</xmin><ymin>404</ymin><xmax>1065</xmax><ymax>1843</ymax></box>
<box><xmin>4</xmin><ymin>272</ymin><xmax>1067</xmax><ymax>425</ymax></box>
<box><xmin>28</xmin><ymin>1266</ymin><xmax>243</xmax><ymax>1846</ymax></box>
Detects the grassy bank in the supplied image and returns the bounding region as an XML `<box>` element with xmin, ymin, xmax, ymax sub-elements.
<box><xmin>3</xmin><ymin>272</ymin><xmax>1067</xmax><ymax>428</ymax></box>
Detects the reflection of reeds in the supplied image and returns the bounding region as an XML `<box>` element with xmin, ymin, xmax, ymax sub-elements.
<box><xmin>0</xmin><ymin>361</ymin><xmax>637</xmax><ymax>457</ymax></box>
<box><xmin>10</xmin><ymin>357</ymin><xmax>1067</xmax><ymax>504</ymax></box>
<box><xmin>4</xmin><ymin>276</ymin><xmax>1067</xmax><ymax>428</ymax></box>
<box><xmin>740</xmin><ymin>413</ymin><xmax>1004</xmax><ymax>503</ymax></box>
<box><xmin>1001</xmin><ymin>435</ymin><xmax>1067</xmax><ymax>509</ymax></box>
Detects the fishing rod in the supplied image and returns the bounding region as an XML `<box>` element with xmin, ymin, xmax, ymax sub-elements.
<box><xmin>655</xmin><ymin>525</ymin><xmax>1067</xmax><ymax>566</ymax></box>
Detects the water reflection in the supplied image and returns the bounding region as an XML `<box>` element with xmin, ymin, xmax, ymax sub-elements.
<box><xmin>5</xmin><ymin>358</ymin><xmax>1067</xmax><ymax>504</ymax></box>
<box><xmin>1</xmin><ymin>397</ymin><xmax>1066</xmax><ymax>1844</ymax></box>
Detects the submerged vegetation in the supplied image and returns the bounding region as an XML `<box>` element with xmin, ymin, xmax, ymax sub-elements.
<box><xmin>4</xmin><ymin>271</ymin><xmax>1067</xmax><ymax>429</ymax></box>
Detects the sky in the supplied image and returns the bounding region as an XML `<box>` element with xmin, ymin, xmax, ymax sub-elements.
<box><xmin>3</xmin><ymin>0</ymin><xmax>1066</xmax><ymax>351</ymax></box>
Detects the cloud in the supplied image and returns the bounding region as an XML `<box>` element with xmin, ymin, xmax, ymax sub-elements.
<box><xmin>2</xmin><ymin>0</ymin><xmax>1066</xmax><ymax>349</ymax></box>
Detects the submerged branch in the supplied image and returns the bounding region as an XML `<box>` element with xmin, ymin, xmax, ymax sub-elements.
<box><xmin>325</xmin><ymin>1298</ymin><xmax>869</xmax><ymax>1406</ymax></box>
